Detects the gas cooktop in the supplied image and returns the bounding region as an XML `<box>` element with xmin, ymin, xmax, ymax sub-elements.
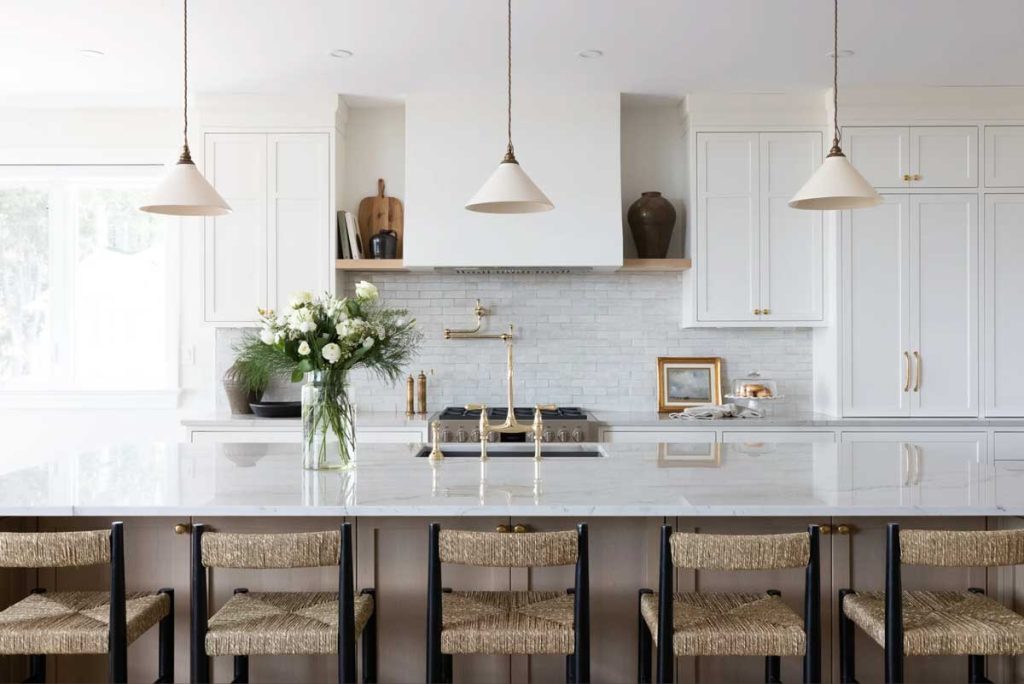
<box><xmin>437</xmin><ymin>406</ymin><xmax>587</xmax><ymax>421</ymax></box>
<box><xmin>433</xmin><ymin>406</ymin><xmax>594</xmax><ymax>443</ymax></box>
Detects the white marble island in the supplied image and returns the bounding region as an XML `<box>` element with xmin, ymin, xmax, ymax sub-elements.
<box><xmin>1</xmin><ymin>439</ymin><xmax>1021</xmax><ymax>517</ymax></box>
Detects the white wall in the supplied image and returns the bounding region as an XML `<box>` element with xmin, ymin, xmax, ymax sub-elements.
<box><xmin>341</xmin><ymin>106</ymin><xmax>405</xmax><ymax>215</ymax></box>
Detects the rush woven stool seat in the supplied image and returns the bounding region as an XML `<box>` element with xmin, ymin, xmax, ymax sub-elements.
<box><xmin>839</xmin><ymin>524</ymin><xmax>1024</xmax><ymax>684</ymax></box>
<box><xmin>426</xmin><ymin>524</ymin><xmax>590</xmax><ymax>683</ymax></box>
<box><xmin>190</xmin><ymin>523</ymin><xmax>376</xmax><ymax>684</ymax></box>
<box><xmin>0</xmin><ymin>523</ymin><xmax>174</xmax><ymax>683</ymax></box>
<box><xmin>639</xmin><ymin>525</ymin><xmax>822</xmax><ymax>684</ymax></box>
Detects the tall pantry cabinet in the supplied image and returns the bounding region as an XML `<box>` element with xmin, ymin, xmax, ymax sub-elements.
<box><xmin>838</xmin><ymin>124</ymin><xmax>1024</xmax><ymax>417</ymax></box>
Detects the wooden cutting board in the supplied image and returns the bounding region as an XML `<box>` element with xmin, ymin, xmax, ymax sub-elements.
<box><xmin>357</xmin><ymin>178</ymin><xmax>404</xmax><ymax>258</ymax></box>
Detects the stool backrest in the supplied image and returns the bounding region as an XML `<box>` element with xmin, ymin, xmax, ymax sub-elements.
<box><xmin>0</xmin><ymin>529</ymin><xmax>111</xmax><ymax>568</ymax></box>
<box><xmin>670</xmin><ymin>531</ymin><xmax>810</xmax><ymax>570</ymax></box>
<box><xmin>438</xmin><ymin>529</ymin><xmax>578</xmax><ymax>568</ymax></box>
<box><xmin>200</xmin><ymin>530</ymin><xmax>340</xmax><ymax>569</ymax></box>
<box><xmin>898</xmin><ymin>528</ymin><xmax>1024</xmax><ymax>567</ymax></box>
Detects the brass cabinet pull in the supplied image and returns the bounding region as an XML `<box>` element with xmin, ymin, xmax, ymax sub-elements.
<box><xmin>495</xmin><ymin>524</ymin><xmax>510</xmax><ymax>533</ymax></box>
<box><xmin>903</xmin><ymin>174</ymin><xmax>912</xmax><ymax>181</ymax></box>
<box><xmin>753</xmin><ymin>308</ymin><xmax>762</xmax><ymax>315</ymax></box>
<box><xmin>173</xmin><ymin>523</ymin><xmax>191</xmax><ymax>535</ymax></box>
<box><xmin>762</xmin><ymin>308</ymin><xmax>771</xmax><ymax>315</ymax></box>
<box><xmin>512</xmin><ymin>523</ymin><xmax>529</xmax><ymax>534</ymax></box>
<box><xmin>903</xmin><ymin>351</ymin><xmax>911</xmax><ymax>392</ymax></box>
<box><xmin>912</xmin><ymin>351</ymin><xmax>921</xmax><ymax>392</ymax></box>
<box><xmin>902</xmin><ymin>443</ymin><xmax>911</xmax><ymax>486</ymax></box>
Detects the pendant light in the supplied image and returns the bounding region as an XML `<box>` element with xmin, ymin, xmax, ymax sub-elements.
<box><xmin>140</xmin><ymin>0</ymin><xmax>231</xmax><ymax>216</ymax></box>
<box><xmin>789</xmin><ymin>0</ymin><xmax>880</xmax><ymax>211</ymax></box>
<box><xmin>465</xmin><ymin>0</ymin><xmax>553</xmax><ymax>214</ymax></box>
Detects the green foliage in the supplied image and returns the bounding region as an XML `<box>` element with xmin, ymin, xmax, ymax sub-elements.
<box><xmin>228</xmin><ymin>332</ymin><xmax>299</xmax><ymax>393</ymax></box>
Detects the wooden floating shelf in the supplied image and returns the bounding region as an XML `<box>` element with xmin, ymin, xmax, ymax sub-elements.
<box><xmin>618</xmin><ymin>258</ymin><xmax>692</xmax><ymax>272</ymax></box>
<box><xmin>335</xmin><ymin>259</ymin><xmax>408</xmax><ymax>272</ymax></box>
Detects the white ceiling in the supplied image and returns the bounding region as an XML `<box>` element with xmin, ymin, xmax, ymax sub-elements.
<box><xmin>2</xmin><ymin>0</ymin><xmax>1023</xmax><ymax>106</ymax></box>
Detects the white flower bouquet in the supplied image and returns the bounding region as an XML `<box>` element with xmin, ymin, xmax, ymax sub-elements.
<box><xmin>246</xmin><ymin>281</ymin><xmax>420</xmax><ymax>469</ymax></box>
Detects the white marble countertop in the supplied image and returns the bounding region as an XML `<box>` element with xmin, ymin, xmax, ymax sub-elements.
<box><xmin>588</xmin><ymin>411</ymin><xmax>1024</xmax><ymax>428</ymax></box>
<box><xmin>181</xmin><ymin>412</ymin><xmax>430</xmax><ymax>429</ymax></box>
<box><xmin>3</xmin><ymin>440</ymin><xmax>1024</xmax><ymax>517</ymax></box>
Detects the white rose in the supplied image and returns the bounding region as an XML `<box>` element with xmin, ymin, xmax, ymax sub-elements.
<box><xmin>355</xmin><ymin>280</ymin><xmax>379</xmax><ymax>301</ymax></box>
<box><xmin>259</xmin><ymin>328</ymin><xmax>275</xmax><ymax>345</ymax></box>
<box><xmin>322</xmin><ymin>343</ymin><xmax>342</xmax><ymax>364</ymax></box>
<box><xmin>362</xmin><ymin>337</ymin><xmax>374</xmax><ymax>350</ymax></box>
<box><xmin>297</xmin><ymin>341</ymin><xmax>311</xmax><ymax>356</ymax></box>
<box><xmin>336</xmin><ymin>320</ymin><xmax>352</xmax><ymax>338</ymax></box>
<box><xmin>289</xmin><ymin>291</ymin><xmax>313</xmax><ymax>308</ymax></box>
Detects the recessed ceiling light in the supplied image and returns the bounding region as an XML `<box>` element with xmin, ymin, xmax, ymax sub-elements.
<box><xmin>329</xmin><ymin>49</ymin><xmax>354</xmax><ymax>59</ymax></box>
<box><xmin>79</xmin><ymin>49</ymin><xmax>105</xmax><ymax>57</ymax></box>
<box><xmin>827</xmin><ymin>49</ymin><xmax>855</xmax><ymax>58</ymax></box>
<box><xmin>577</xmin><ymin>49</ymin><xmax>603</xmax><ymax>59</ymax></box>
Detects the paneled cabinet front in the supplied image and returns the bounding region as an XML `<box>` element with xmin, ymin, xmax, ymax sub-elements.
<box><xmin>844</xmin><ymin>125</ymin><xmax>978</xmax><ymax>189</ymax></box>
<box><xmin>842</xmin><ymin>194</ymin><xmax>978</xmax><ymax>417</ymax></box>
<box><xmin>691</xmin><ymin>131</ymin><xmax>824</xmax><ymax>326</ymax></box>
<box><xmin>203</xmin><ymin>132</ymin><xmax>331</xmax><ymax>325</ymax></box>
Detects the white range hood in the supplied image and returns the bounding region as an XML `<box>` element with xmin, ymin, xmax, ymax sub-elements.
<box><xmin>404</xmin><ymin>92</ymin><xmax>623</xmax><ymax>269</ymax></box>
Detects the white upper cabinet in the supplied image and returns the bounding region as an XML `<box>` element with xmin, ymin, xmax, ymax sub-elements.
<box><xmin>203</xmin><ymin>133</ymin><xmax>268</xmax><ymax>323</ymax></box>
<box><xmin>910</xmin><ymin>127</ymin><xmax>978</xmax><ymax>188</ymax></box>
<box><xmin>691</xmin><ymin>131</ymin><xmax>823</xmax><ymax>326</ymax></box>
<box><xmin>844</xmin><ymin>127</ymin><xmax>910</xmax><ymax>189</ymax></box>
<box><xmin>985</xmin><ymin>195</ymin><xmax>1024</xmax><ymax>415</ymax></box>
<box><xmin>844</xmin><ymin>126</ymin><xmax>978</xmax><ymax>188</ymax></box>
<box><xmin>841</xmin><ymin>194</ymin><xmax>978</xmax><ymax>417</ymax></box>
<box><xmin>985</xmin><ymin>126</ymin><xmax>1024</xmax><ymax>187</ymax></box>
<box><xmin>404</xmin><ymin>92</ymin><xmax>622</xmax><ymax>268</ymax></box>
<box><xmin>204</xmin><ymin>131</ymin><xmax>332</xmax><ymax>325</ymax></box>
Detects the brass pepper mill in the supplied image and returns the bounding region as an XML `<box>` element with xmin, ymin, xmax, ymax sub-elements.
<box><xmin>405</xmin><ymin>375</ymin><xmax>415</xmax><ymax>416</ymax></box>
<box><xmin>416</xmin><ymin>370</ymin><xmax>428</xmax><ymax>415</ymax></box>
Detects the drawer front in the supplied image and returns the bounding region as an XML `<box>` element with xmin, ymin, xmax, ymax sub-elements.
<box><xmin>599</xmin><ymin>429</ymin><xmax>717</xmax><ymax>444</ymax></box>
<box><xmin>994</xmin><ymin>432</ymin><xmax>1024</xmax><ymax>461</ymax></box>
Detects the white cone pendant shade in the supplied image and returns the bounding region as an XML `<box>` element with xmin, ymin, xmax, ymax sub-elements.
<box><xmin>466</xmin><ymin>159</ymin><xmax>553</xmax><ymax>214</ymax></box>
<box><xmin>788</xmin><ymin>152</ymin><xmax>881</xmax><ymax>210</ymax></box>
<box><xmin>140</xmin><ymin>155</ymin><xmax>231</xmax><ymax>216</ymax></box>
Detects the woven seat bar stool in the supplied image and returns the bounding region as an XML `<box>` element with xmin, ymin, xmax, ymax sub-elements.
<box><xmin>839</xmin><ymin>524</ymin><xmax>1024</xmax><ymax>684</ymax></box>
<box><xmin>426</xmin><ymin>522</ymin><xmax>590</xmax><ymax>684</ymax></box>
<box><xmin>639</xmin><ymin>524</ymin><xmax>822</xmax><ymax>684</ymax></box>
<box><xmin>189</xmin><ymin>522</ymin><xmax>376</xmax><ymax>684</ymax></box>
<box><xmin>0</xmin><ymin>521</ymin><xmax>174</xmax><ymax>683</ymax></box>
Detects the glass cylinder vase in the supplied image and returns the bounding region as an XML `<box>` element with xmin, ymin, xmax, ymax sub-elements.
<box><xmin>301</xmin><ymin>370</ymin><xmax>357</xmax><ymax>470</ymax></box>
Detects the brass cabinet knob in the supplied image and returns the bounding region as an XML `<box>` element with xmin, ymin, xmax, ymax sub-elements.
<box><xmin>912</xmin><ymin>174</ymin><xmax>921</xmax><ymax>181</ymax></box>
<box><xmin>173</xmin><ymin>523</ymin><xmax>191</xmax><ymax>535</ymax></box>
<box><xmin>820</xmin><ymin>524</ymin><xmax>832</xmax><ymax>535</ymax></box>
<box><xmin>753</xmin><ymin>308</ymin><xmax>762</xmax><ymax>315</ymax></box>
<box><xmin>495</xmin><ymin>524</ymin><xmax>510</xmax><ymax>533</ymax></box>
<box><xmin>512</xmin><ymin>524</ymin><xmax>529</xmax><ymax>534</ymax></box>
<box><xmin>836</xmin><ymin>523</ymin><xmax>855</xmax><ymax>535</ymax></box>
<box><xmin>762</xmin><ymin>308</ymin><xmax>771</xmax><ymax>315</ymax></box>
<box><xmin>903</xmin><ymin>174</ymin><xmax>912</xmax><ymax>181</ymax></box>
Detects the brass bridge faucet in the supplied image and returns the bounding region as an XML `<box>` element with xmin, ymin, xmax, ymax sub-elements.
<box><xmin>465</xmin><ymin>335</ymin><xmax>553</xmax><ymax>460</ymax></box>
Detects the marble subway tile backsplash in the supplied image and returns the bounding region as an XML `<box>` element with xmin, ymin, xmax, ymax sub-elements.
<box><xmin>214</xmin><ymin>272</ymin><xmax>812</xmax><ymax>414</ymax></box>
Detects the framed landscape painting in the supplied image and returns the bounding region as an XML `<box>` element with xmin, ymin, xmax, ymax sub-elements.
<box><xmin>657</xmin><ymin>357</ymin><xmax>722</xmax><ymax>412</ymax></box>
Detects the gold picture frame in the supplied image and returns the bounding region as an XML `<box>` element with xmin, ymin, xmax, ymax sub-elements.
<box><xmin>657</xmin><ymin>357</ymin><xmax>722</xmax><ymax>412</ymax></box>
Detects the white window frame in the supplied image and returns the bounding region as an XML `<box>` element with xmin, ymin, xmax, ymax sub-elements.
<box><xmin>0</xmin><ymin>160</ymin><xmax>181</xmax><ymax>408</ymax></box>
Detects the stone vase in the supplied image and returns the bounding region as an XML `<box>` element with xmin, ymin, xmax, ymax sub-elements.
<box><xmin>627</xmin><ymin>191</ymin><xmax>677</xmax><ymax>258</ymax></box>
<box><xmin>223</xmin><ymin>378</ymin><xmax>261</xmax><ymax>415</ymax></box>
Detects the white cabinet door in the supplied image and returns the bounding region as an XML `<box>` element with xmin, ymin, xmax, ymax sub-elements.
<box><xmin>267</xmin><ymin>133</ymin><xmax>331</xmax><ymax>311</ymax></box>
<box><xmin>910</xmin><ymin>195</ymin><xmax>978</xmax><ymax>416</ymax></box>
<box><xmin>843</xmin><ymin>126</ymin><xmax>910</xmax><ymax>189</ymax></box>
<box><xmin>841</xmin><ymin>196</ymin><xmax>912</xmax><ymax>416</ymax></box>
<box><xmin>758</xmin><ymin>132</ymin><xmax>824</xmax><ymax>322</ymax></box>
<box><xmin>910</xmin><ymin>126</ymin><xmax>978</xmax><ymax>188</ymax></box>
<box><xmin>203</xmin><ymin>133</ymin><xmax>268</xmax><ymax>323</ymax></box>
<box><xmin>599</xmin><ymin>429</ymin><xmax>717</xmax><ymax>444</ymax></box>
<box><xmin>696</xmin><ymin>133</ymin><xmax>760</xmax><ymax>322</ymax></box>
<box><xmin>985</xmin><ymin>195</ymin><xmax>1024</xmax><ymax>415</ymax></box>
<box><xmin>984</xmin><ymin>126</ymin><xmax>1024</xmax><ymax>187</ymax></box>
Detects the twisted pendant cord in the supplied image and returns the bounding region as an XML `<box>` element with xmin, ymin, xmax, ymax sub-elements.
<box><xmin>183</xmin><ymin>0</ymin><xmax>189</xmax><ymax>148</ymax></box>
<box><xmin>832</xmin><ymin>0</ymin><xmax>840</xmax><ymax>147</ymax></box>
<box><xmin>506</xmin><ymin>0</ymin><xmax>513</xmax><ymax>158</ymax></box>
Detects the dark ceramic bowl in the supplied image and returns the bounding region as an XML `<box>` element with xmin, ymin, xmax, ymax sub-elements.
<box><xmin>249</xmin><ymin>401</ymin><xmax>302</xmax><ymax>418</ymax></box>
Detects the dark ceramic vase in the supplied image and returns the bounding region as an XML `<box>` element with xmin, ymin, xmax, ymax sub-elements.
<box><xmin>627</xmin><ymin>191</ymin><xmax>676</xmax><ymax>258</ymax></box>
<box><xmin>370</xmin><ymin>229</ymin><xmax>398</xmax><ymax>259</ymax></box>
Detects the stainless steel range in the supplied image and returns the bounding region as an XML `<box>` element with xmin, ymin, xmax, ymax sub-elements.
<box><xmin>433</xmin><ymin>406</ymin><xmax>594</xmax><ymax>443</ymax></box>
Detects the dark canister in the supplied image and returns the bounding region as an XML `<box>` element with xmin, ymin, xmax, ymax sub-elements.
<box><xmin>370</xmin><ymin>229</ymin><xmax>398</xmax><ymax>259</ymax></box>
<box><xmin>627</xmin><ymin>191</ymin><xmax>677</xmax><ymax>258</ymax></box>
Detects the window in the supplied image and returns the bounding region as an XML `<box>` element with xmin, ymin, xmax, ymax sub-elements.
<box><xmin>0</xmin><ymin>166</ymin><xmax>175</xmax><ymax>394</ymax></box>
